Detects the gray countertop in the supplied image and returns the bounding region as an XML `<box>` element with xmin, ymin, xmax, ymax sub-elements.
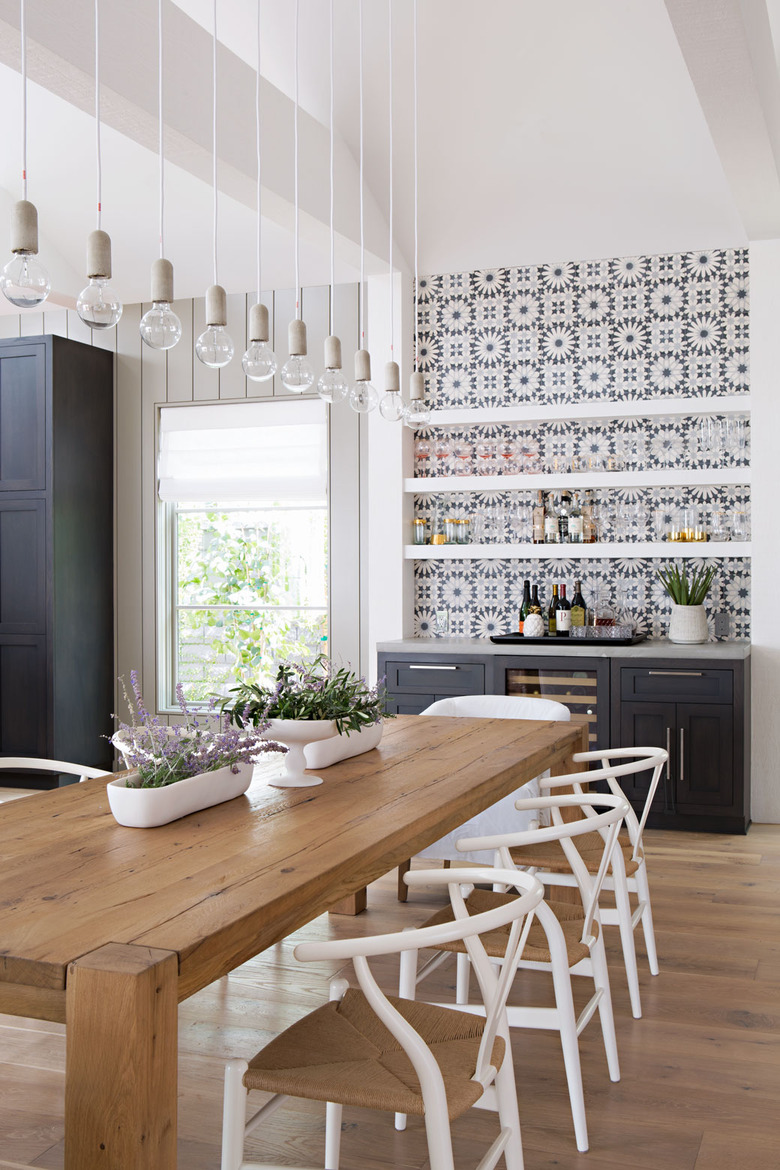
<box><xmin>377</xmin><ymin>638</ymin><xmax>751</xmax><ymax>660</ymax></box>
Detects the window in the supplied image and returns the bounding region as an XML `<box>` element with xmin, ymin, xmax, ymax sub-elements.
<box><xmin>158</xmin><ymin>400</ymin><xmax>328</xmax><ymax>707</ymax></box>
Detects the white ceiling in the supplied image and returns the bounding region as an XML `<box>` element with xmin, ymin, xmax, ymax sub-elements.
<box><xmin>0</xmin><ymin>0</ymin><xmax>778</xmax><ymax>310</ymax></box>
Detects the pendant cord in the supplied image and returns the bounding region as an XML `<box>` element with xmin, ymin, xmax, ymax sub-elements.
<box><xmin>20</xmin><ymin>0</ymin><xmax>27</xmax><ymax>200</ymax></box>
<box><xmin>329</xmin><ymin>0</ymin><xmax>335</xmax><ymax>335</ymax></box>
<box><xmin>256</xmin><ymin>0</ymin><xmax>262</xmax><ymax>302</ymax></box>
<box><xmin>388</xmin><ymin>0</ymin><xmax>393</xmax><ymax>361</ymax></box>
<box><xmin>413</xmin><ymin>0</ymin><xmax>419</xmax><ymax>371</ymax></box>
<box><xmin>211</xmin><ymin>0</ymin><xmax>219</xmax><ymax>286</ymax></box>
<box><xmin>158</xmin><ymin>0</ymin><xmax>164</xmax><ymax>259</ymax></box>
<box><xmin>95</xmin><ymin>0</ymin><xmax>102</xmax><ymax>231</ymax></box>
<box><xmin>358</xmin><ymin>0</ymin><xmax>365</xmax><ymax>343</ymax></box>
<box><xmin>294</xmin><ymin>0</ymin><xmax>300</xmax><ymax>317</ymax></box>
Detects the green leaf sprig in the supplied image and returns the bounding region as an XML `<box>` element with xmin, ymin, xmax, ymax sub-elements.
<box><xmin>656</xmin><ymin>563</ymin><xmax>715</xmax><ymax>606</ymax></box>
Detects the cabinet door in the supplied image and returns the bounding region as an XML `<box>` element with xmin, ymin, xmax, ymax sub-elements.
<box><xmin>0</xmin><ymin>345</ymin><xmax>47</xmax><ymax>491</ymax></box>
<box><xmin>0</xmin><ymin>500</ymin><xmax>46</xmax><ymax>633</ymax></box>
<box><xmin>676</xmin><ymin>703</ymin><xmax>734</xmax><ymax>813</ymax></box>
<box><xmin>0</xmin><ymin>637</ymin><xmax>48</xmax><ymax>755</ymax></box>
<box><xmin>385</xmin><ymin>693</ymin><xmax>436</xmax><ymax>715</ymax></box>
<box><xmin>618</xmin><ymin>700</ymin><xmax>676</xmax><ymax>813</ymax></box>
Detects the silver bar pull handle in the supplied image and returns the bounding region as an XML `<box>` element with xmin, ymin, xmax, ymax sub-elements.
<box><xmin>407</xmin><ymin>664</ymin><xmax>458</xmax><ymax>671</ymax></box>
<box><xmin>664</xmin><ymin>727</ymin><xmax>675</xmax><ymax>812</ymax></box>
<box><xmin>679</xmin><ymin>728</ymin><xmax>685</xmax><ymax>782</ymax></box>
<box><xmin>648</xmin><ymin>671</ymin><xmax>704</xmax><ymax>677</ymax></box>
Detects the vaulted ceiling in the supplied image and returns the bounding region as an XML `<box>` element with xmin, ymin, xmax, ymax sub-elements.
<box><xmin>0</xmin><ymin>0</ymin><xmax>778</xmax><ymax>311</ymax></box>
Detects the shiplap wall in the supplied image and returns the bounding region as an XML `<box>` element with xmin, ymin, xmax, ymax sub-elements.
<box><xmin>0</xmin><ymin>285</ymin><xmax>363</xmax><ymax>716</ymax></box>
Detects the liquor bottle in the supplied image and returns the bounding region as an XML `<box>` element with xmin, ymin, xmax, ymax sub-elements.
<box><xmin>548</xmin><ymin>583</ymin><xmax>559</xmax><ymax>635</ymax></box>
<box><xmin>582</xmin><ymin>490</ymin><xmax>596</xmax><ymax>544</ymax></box>
<box><xmin>557</xmin><ymin>491</ymin><xmax>571</xmax><ymax>543</ymax></box>
<box><xmin>530</xmin><ymin>583</ymin><xmax>543</xmax><ymax>616</ymax></box>
<box><xmin>568</xmin><ymin>493</ymin><xmax>584</xmax><ymax>543</ymax></box>
<box><xmin>518</xmin><ymin>579</ymin><xmax>532</xmax><ymax>633</ymax></box>
<box><xmin>571</xmin><ymin>580</ymin><xmax>586</xmax><ymax>627</ymax></box>
<box><xmin>556</xmin><ymin>583</ymin><xmax>572</xmax><ymax>636</ymax></box>
<box><xmin>532</xmin><ymin>490</ymin><xmax>545</xmax><ymax>544</ymax></box>
<box><xmin>544</xmin><ymin>494</ymin><xmax>559</xmax><ymax>543</ymax></box>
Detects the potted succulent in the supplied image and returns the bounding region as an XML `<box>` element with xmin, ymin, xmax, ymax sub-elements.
<box><xmin>107</xmin><ymin>673</ymin><xmax>284</xmax><ymax>827</ymax></box>
<box><xmin>657</xmin><ymin>563</ymin><xmax>716</xmax><ymax>644</ymax></box>
<box><xmin>220</xmin><ymin>655</ymin><xmax>392</xmax><ymax>789</ymax></box>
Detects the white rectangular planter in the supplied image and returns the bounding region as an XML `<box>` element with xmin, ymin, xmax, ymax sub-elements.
<box><xmin>303</xmin><ymin>721</ymin><xmax>384</xmax><ymax>768</ymax></box>
<box><xmin>107</xmin><ymin>761</ymin><xmax>254</xmax><ymax>828</ymax></box>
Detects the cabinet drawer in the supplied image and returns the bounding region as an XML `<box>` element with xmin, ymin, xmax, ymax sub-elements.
<box><xmin>620</xmin><ymin>666</ymin><xmax>732</xmax><ymax>705</ymax></box>
<box><xmin>385</xmin><ymin>660</ymin><xmax>485</xmax><ymax>696</ymax></box>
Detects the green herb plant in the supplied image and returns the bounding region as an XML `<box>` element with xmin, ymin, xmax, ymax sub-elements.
<box><xmin>656</xmin><ymin>563</ymin><xmax>716</xmax><ymax>606</ymax></box>
<box><xmin>219</xmin><ymin>655</ymin><xmax>394</xmax><ymax>736</ymax></box>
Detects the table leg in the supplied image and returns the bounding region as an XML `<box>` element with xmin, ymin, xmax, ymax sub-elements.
<box><xmin>329</xmin><ymin>887</ymin><xmax>368</xmax><ymax>915</ymax></box>
<box><xmin>65</xmin><ymin>942</ymin><xmax>178</xmax><ymax>1170</ymax></box>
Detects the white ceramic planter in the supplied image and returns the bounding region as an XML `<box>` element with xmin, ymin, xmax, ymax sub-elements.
<box><xmin>262</xmin><ymin>719</ymin><xmax>338</xmax><ymax>788</ymax></box>
<box><xmin>304</xmin><ymin>720</ymin><xmax>383</xmax><ymax>768</ymax></box>
<box><xmin>668</xmin><ymin>603</ymin><xmax>709</xmax><ymax>644</ymax></box>
<box><xmin>106</xmin><ymin>761</ymin><xmax>254</xmax><ymax>828</ymax></box>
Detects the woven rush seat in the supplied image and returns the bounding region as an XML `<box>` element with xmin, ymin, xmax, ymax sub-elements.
<box><xmin>243</xmin><ymin>987</ymin><xmax>505</xmax><ymax>1120</ymax></box>
<box><xmin>511</xmin><ymin>829</ymin><xmax>640</xmax><ymax>877</ymax></box>
<box><xmin>419</xmin><ymin>888</ymin><xmax>597</xmax><ymax>967</ymax></box>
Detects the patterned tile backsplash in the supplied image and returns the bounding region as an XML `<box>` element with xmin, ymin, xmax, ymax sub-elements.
<box><xmin>413</xmin><ymin>246</ymin><xmax>750</xmax><ymax>641</ymax></box>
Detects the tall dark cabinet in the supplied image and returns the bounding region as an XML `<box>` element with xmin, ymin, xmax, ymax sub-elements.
<box><xmin>0</xmin><ymin>335</ymin><xmax>114</xmax><ymax>785</ymax></box>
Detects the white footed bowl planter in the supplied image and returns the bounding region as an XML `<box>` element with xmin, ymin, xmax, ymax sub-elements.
<box><xmin>668</xmin><ymin>603</ymin><xmax>709</xmax><ymax>644</ymax></box>
<box><xmin>107</xmin><ymin>761</ymin><xmax>254</xmax><ymax>828</ymax></box>
<box><xmin>304</xmin><ymin>720</ymin><xmax>384</xmax><ymax>768</ymax></box>
<box><xmin>263</xmin><ymin>719</ymin><xmax>338</xmax><ymax>788</ymax></box>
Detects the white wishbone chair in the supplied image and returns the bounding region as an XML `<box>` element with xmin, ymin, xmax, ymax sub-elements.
<box><xmin>396</xmin><ymin>793</ymin><xmax>629</xmax><ymax>1154</ymax></box>
<box><xmin>0</xmin><ymin>757</ymin><xmax>111</xmax><ymax>784</ymax></box>
<box><xmin>511</xmin><ymin>747</ymin><xmax>667</xmax><ymax>1019</ymax></box>
<box><xmin>220</xmin><ymin>866</ymin><xmax>544</xmax><ymax>1170</ymax></box>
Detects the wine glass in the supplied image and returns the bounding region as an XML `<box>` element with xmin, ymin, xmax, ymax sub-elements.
<box><xmin>497</xmin><ymin>438</ymin><xmax>518</xmax><ymax>474</ymax></box>
<box><xmin>432</xmin><ymin>436</ymin><xmax>452</xmax><ymax>475</ymax></box>
<box><xmin>475</xmin><ymin>439</ymin><xmax>497</xmax><ymax>475</ymax></box>
<box><xmin>413</xmin><ymin>437</ymin><xmax>432</xmax><ymax>476</ymax></box>
<box><xmin>451</xmin><ymin>437</ymin><xmax>474</xmax><ymax>476</ymax></box>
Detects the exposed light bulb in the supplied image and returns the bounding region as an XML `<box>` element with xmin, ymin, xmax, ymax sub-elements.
<box><xmin>317</xmin><ymin>337</ymin><xmax>347</xmax><ymax>403</ymax></box>
<box><xmin>349</xmin><ymin>347</ymin><xmax>379</xmax><ymax>413</ymax></box>
<box><xmin>77</xmin><ymin>231</ymin><xmax>122</xmax><ymax>330</ymax></box>
<box><xmin>403</xmin><ymin>398</ymin><xmax>432</xmax><ymax>429</ymax></box>
<box><xmin>282</xmin><ymin>318</ymin><xmax>314</xmax><ymax>392</ymax></box>
<box><xmin>140</xmin><ymin>302</ymin><xmax>182</xmax><ymax>350</ymax></box>
<box><xmin>243</xmin><ymin>304</ymin><xmax>276</xmax><ymax>381</ymax></box>
<box><xmin>243</xmin><ymin>340</ymin><xmax>277</xmax><ymax>381</ymax></box>
<box><xmin>196</xmin><ymin>284</ymin><xmax>234</xmax><ymax>368</ymax></box>
<box><xmin>380</xmin><ymin>391</ymin><xmax>405</xmax><ymax>421</ymax></box>
<box><xmin>196</xmin><ymin>326</ymin><xmax>234</xmax><ymax>368</ymax></box>
<box><xmin>1</xmin><ymin>251</ymin><xmax>50</xmax><ymax>308</ymax></box>
<box><xmin>281</xmin><ymin>354</ymin><xmax>315</xmax><ymax>393</ymax></box>
<box><xmin>77</xmin><ymin>277</ymin><xmax>123</xmax><ymax>330</ymax></box>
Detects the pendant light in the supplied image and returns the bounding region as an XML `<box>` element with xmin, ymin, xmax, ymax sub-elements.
<box><xmin>348</xmin><ymin>0</ymin><xmax>378</xmax><ymax>414</ymax></box>
<box><xmin>403</xmin><ymin>0</ymin><xmax>431</xmax><ymax>430</ymax></box>
<box><xmin>243</xmin><ymin>0</ymin><xmax>277</xmax><ymax>381</ymax></box>
<box><xmin>77</xmin><ymin>0</ymin><xmax>122</xmax><ymax>330</ymax></box>
<box><xmin>140</xmin><ymin>0</ymin><xmax>181</xmax><ymax>350</ymax></box>
<box><xmin>379</xmin><ymin>0</ymin><xmax>403</xmax><ymax>423</ymax></box>
<box><xmin>196</xmin><ymin>0</ymin><xmax>234</xmax><ymax>368</ymax></box>
<box><xmin>1</xmin><ymin>0</ymin><xmax>50</xmax><ymax>308</ymax></box>
<box><xmin>317</xmin><ymin>0</ymin><xmax>348</xmax><ymax>404</ymax></box>
<box><xmin>281</xmin><ymin>0</ymin><xmax>315</xmax><ymax>392</ymax></box>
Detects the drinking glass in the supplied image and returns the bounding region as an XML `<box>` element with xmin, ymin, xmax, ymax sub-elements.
<box><xmin>710</xmin><ymin>510</ymin><xmax>731</xmax><ymax>542</ymax></box>
<box><xmin>731</xmin><ymin>510</ymin><xmax>750</xmax><ymax>541</ymax></box>
<box><xmin>521</xmin><ymin>438</ymin><xmax>542</xmax><ymax>474</ymax></box>
<box><xmin>652</xmin><ymin>509</ymin><xmax>668</xmax><ymax>542</ymax></box>
<box><xmin>413</xmin><ymin>437</ymin><xmax>432</xmax><ymax>476</ymax></box>
<box><xmin>432</xmin><ymin>436</ymin><xmax>452</xmax><ymax>475</ymax></box>
<box><xmin>451</xmin><ymin>437</ymin><xmax>474</xmax><ymax>476</ymax></box>
<box><xmin>475</xmin><ymin>439</ymin><xmax>497</xmax><ymax>475</ymax></box>
<box><xmin>497</xmin><ymin>438</ymin><xmax>518</xmax><ymax>474</ymax></box>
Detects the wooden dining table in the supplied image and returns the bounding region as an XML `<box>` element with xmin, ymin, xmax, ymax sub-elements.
<box><xmin>0</xmin><ymin>713</ymin><xmax>586</xmax><ymax>1169</ymax></box>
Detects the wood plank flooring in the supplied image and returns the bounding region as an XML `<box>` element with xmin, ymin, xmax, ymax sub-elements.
<box><xmin>1</xmin><ymin>824</ymin><xmax>779</xmax><ymax>1169</ymax></box>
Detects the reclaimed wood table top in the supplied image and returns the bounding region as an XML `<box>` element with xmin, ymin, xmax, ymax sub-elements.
<box><xmin>0</xmin><ymin>714</ymin><xmax>584</xmax><ymax>1017</ymax></box>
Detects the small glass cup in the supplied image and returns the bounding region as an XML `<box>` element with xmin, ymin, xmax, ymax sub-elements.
<box><xmin>710</xmin><ymin>510</ymin><xmax>731</xmax><ymax>542</ymax></box>
<box><xmin>444</xmin><ymin>517</ymin><xmax>459</xmax><ymax>543</ymax></box>
<box><xmin>412</xmin><ymin>518</ymin><xmax>428</xmax><ymax>545</ymax></box>
<box><xmin>731</xmin><ymin>510</ymin><xmax>750</xmax><ymax>541</ymax></box>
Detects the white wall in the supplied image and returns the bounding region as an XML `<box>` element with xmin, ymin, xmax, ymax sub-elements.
<box><xmin>748</xmin><ymin>240</ymin><xmax>780</xmax><ymax>823</ymax></box>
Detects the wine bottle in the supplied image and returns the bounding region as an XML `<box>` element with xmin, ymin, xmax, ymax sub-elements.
<box><xmin>556</xmin><ymin>583</ymin><xmax>572</xmax><ymax>636</ymax></box>
<box><xmin>548</xmin><ymin>583</ymin><xmax>559</xmax><ymax>635</ymax></box>
<box><xmin>582</xmin><ymin>490</ymin><xmax>596</xmax><ymax>544</ymax></box>
<box><xmin>530</xmin><ymin>584</ymin><xmax>543</xmax><ymax>616</ymax></box>
<box><xmin>518</xmin><ymin>579</ymin><xmax>532</xmax><ymax>633</ymax></box>
<box><xmin>544</xmin><ymin>494</ymin><xmax>559</xmax><ymax>543</ymax></box>
<box><xmin>533</xmin><ymin>490</ymin><xmax>545</xmax><ymax>544</ymax></box>
<box><xmin>557</xmin><ymin>491</ymin><xmax>571</xmax><ymax>543</ymax></box>
<box><xmin>568</xmin><ymin>492</ymin><xmax>584</xmax><ymax>543</ymax></box>
<box><xmin>571</xmin><ymin>580</ymin><xmax>586</xmax><ymax>627</ymax></box>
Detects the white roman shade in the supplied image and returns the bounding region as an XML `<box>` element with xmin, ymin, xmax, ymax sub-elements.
<box><xmin>158</xmin><ymin>399</ymin><xmax>328</xmax><ymax>504</ymax></box>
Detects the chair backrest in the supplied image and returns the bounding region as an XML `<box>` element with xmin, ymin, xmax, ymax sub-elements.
<box><xmin>546</xmin><ymin>747</ymin><xmax>668</xmax><ymax>860</ymax></box>
<box><xmin>458</xmin><ymin>793</ymin><xmax>629</xmax><ymax>944</ymax></box>
<box><xmin>295</xmin><ymin>868</ymin><xmax>544</xmax><ymax>1097</ymax></box>
<box><xmin>0</xmin><ymin>757</ymin><xmax>111</xmax><ymax>783</ymax></box>
<box><xmin>421</xmin><ymin>694</ymin><xmax>570</xmax><ymax>721</ymax></box>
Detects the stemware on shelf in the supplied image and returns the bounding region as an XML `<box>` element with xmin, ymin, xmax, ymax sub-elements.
<box><xmin>413</xmin><ymin>437</ymin><xmax>432</xmax><ymax>476</ymax></box>
<box><xmin>497</xmin><ymin>438</ymin><xmax>518</xmax><ymax>474</ymax></box>
<box><xmin>432</xmin><ymin>436</ymin><xmax>452</xmax><ymax>474</ymax></box>
<box><xmin>474</xmin><ymin>439</ymin><xmax>497</xmax><ymax>475</ymax></box>
<box><xmin>451</xmin><ymin>436</ymin><xmax>474</xmax><ymax>476</ymax></box>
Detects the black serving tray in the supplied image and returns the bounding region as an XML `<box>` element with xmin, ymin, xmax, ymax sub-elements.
<box><xmin>490</xmin><ymin>632</ymin><xmax>647</xmax><ymax>647</ymax></box>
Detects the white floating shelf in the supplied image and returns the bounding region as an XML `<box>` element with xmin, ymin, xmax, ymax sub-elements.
<box><xmin>405</xmin><ymin>541</ymin><xmax>752</xmax><ymax>561</ymax></box>
<box><xmin>407</xmin><ymin>469</ymin><xmax>751</xmax><ymax>493</ymax></box>
<box><xmin>427</xmin><ymin>394</ymin><xmax>751</xmax><ymax>427</ymax></box>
